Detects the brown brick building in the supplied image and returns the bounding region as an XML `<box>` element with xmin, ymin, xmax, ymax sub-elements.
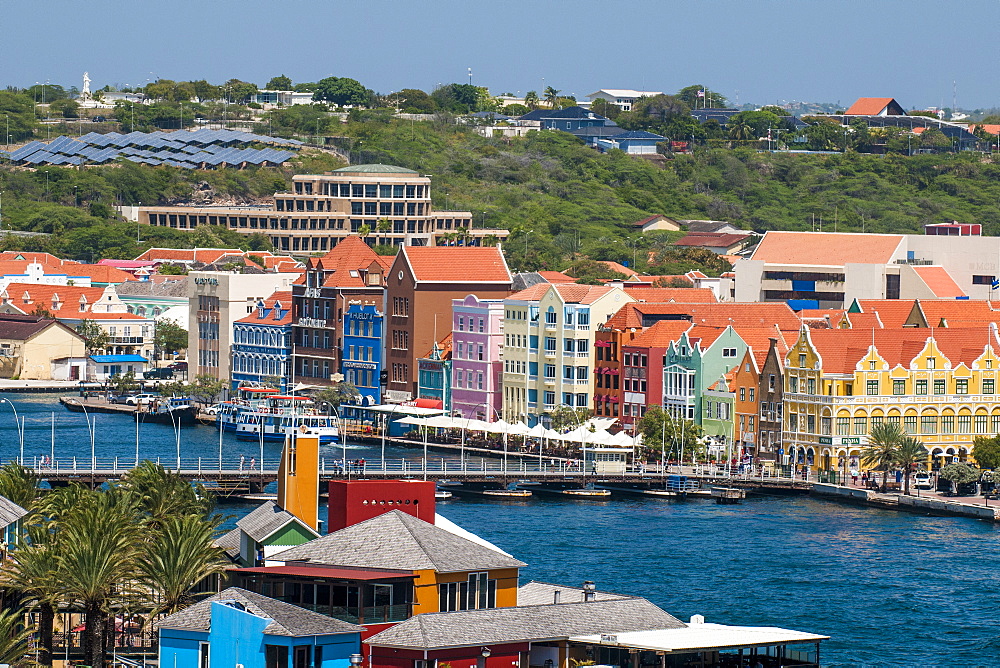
<box><xmin>385</xmin><ymin>247</ymin><xmax>512</xmax><ymax>401</ymax></box>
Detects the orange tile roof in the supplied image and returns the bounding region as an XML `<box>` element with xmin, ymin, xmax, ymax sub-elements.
<box><xmin>403</xmin><ymin>247</ymin><xmax>511</xmax><ymax>283</ymax></box>
<box><xmin>1</xmin><ymin>283</ymin><xmax>109</xmax><ymax>314</ymax></box>
<box><xmin>0</xmin><ymin>252</ymin><xmax>72</xmax><ymax>268</ymax></box>
<box><xmin>853</xmin><ymin>299</ymin><xmax>917</xmax><ymax>328</ymax></box>
<box><xmin>596</xmin><ymin>261</ymin><xmax>638</xmax><ymax>278</ymax></box>
<box><xmin>507</xmin><ymin>283</ymin><xmax>616</xmax><ymax>305</ymax></box>
<box><xmin>626</xmin><ymin>320</ymin><xmax>693</xmax><ymax>349</ymax></box>
<box><xmin>686</xmin><ymin>324</ymin><xmax>730</xmax><ymax>349</ymax></box>
<box><xmin>236</xmin><ymin>291</ymin><xmax>293</xmax><ymax>326</ymax></box>
<box><xmin>67</xmin><ymin>264</ymin><xmax>137</xmax><ymax>284</ymax></box>
<box><xmin>624</xmin><ymin>287</ymin><xmax>717</xmax><ymax>303</ymax></box>
<box><xmin>840</xmin><ymin>311</ymin><xmax>884</xmax><ymax>329</ymax></box>
<box><xmin>915</xmin><ymin>299</ymin><xmax>1000</xmax><ymax>328</ymax></box>
<box><xmin>674</xmin><ymin>232</ymin><xmax>750</xmax><ymax>248</ymax></box>
<box><xmin>421</xmin><ymin>332</ymin><xmax>453</xmax><ymax>359</ymax></box>
<box><xmin>751</xmin><ymin>231</ymin><xmax>904</xmax><ymax>266</ymax></box>
<box><xmin>602</xmin><ymin>301</ymin><xmax>801</xmax><ymax>332</ymax></box>
<box><xmin>538</xmin><ymin>270</ymin><xmax>577</xmax><ymax>284</ymax></box>
<box><xmin>808</xmin><ymin>327</ymin><xmax>999</xmax><ymax>374</ymax></box>
<box><xmin>844</xmin><ymin>97</ymin><xmax>898</xmax><ymax>115</ymax></box>
<box><xmin>912</xmin><ymin>266</ymin><xmax>966</xmax><ymax>298</ymax></box>
<box><xmin>306</xmin><ymin>236</ymin><xmax>390</xmax><ymax>289</ymax></box>
<box><xmin>969</xmin><ymin>124</ymin><xmax>1000</xmax><ymax>136</ymax></box>
<box><xmin>731</xmin><ymin>326</ymin><xmax>796</xmax><ymax>367</ymax></box>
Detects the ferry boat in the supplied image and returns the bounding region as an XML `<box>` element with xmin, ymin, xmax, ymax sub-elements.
<box><xmin>216</xmin><ymin>387</ymin><xmax>283</xmax><ymax>432</ymax></box>
<box><xmin>234</xmin><ymin>412</ymin><xmax>340</xmax><ymax>443</ymax></box>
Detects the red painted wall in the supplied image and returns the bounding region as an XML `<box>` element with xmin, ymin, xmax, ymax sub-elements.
<box><xmin>328</xmin><ymin>480</ymin><xmax>437</xmax><ymax>533</ymax></box>
<box><xmin>369</xmin><ymin>643</ymin><xmax>530</xmax><ymax>668</ymax></box>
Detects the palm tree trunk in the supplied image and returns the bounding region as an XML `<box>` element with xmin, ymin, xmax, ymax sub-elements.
<box><xmin>882</xmin><ymin>468</ymin><xmax>889</xmax><ymax>493</ymax></box>
<box><xmin>904</xmin><ymin>469</ymin><xmax>911</xmax><ymax>496</ymax></box>
<box><xmin>38</xmin><ymin>602</ymin><xmax>54</xmax><ymax>667</ymax></box>
<box><xmin>83</xmin><ymin>601</ymin><xmax>104</xmax><ymax>668</ymax></box>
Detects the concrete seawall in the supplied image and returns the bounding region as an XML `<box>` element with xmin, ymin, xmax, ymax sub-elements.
<box><xmin>812</xmin><ymin>483</ymin><xmax>1000</xmax><ymax>522</ymax></box>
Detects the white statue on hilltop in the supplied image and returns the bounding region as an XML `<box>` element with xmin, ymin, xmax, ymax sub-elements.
<box><xmin>81</xmin><ymin>72</ymin><xmax>91</xmax><ymax>100</ymax></box>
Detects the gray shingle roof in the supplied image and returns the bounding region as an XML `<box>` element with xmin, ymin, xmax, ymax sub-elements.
<box><xmin>236</xmin><ymin>500</ymin><xmax>315</xmax><ymax>544</ymax></box>
<box><xmin>366</xmin><ymin>597</ymin><xmax>685</xmax><ymax>649</ymax></box>
<box><xmin>214</xmin><ymin>526</ymin><xmax>242</xmax><ymax>561</ymax></box>
<box><xmin>0</xmin><ymin>495</ymin><xmax>27</xmax><ymax>527</ymax></box>
<box><xmin>517</xmin><ymin>581</ymin><xmax>632</xmax><ymax>607</ymax></box>
<box><xmin>157</xmin><ymin>587</ymin><xmax>363</xmax><ymax>637</ymax></box>
<box><xmin>270</xmin><ymin>509</ymin><xmax>526</xmax><ymax>573</ymax></box>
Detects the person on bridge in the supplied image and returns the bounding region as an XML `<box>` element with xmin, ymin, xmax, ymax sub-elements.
<box><xmin>239</xmin><ymin>455</ymin><xmax>245</xmax><ymax>471</ymax></box>
<box><xmin>249</xmin><ymin>457</ymin><xmax>256</xmax><ymax>470</ymax></box>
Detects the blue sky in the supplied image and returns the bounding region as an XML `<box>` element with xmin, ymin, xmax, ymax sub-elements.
<box><xmin>4</xmin><ymin>0</ymin><xmax>999</xmax><ymax>110</ymax></box>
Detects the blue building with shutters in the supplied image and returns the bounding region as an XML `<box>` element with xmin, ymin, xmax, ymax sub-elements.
<box><xmin>341</xmin><ymin>303</ymin><xmax>384</xmax><ymax>409</ymax></box>
<box><xmin>157</xmin><ymin>587</ymin><xmax>362</xmax><ymax>668</ymax></box>
<box><xmin>231</xmin><ymin>292</ymin><xmax>293</xmax><ymax>392</ymax></box>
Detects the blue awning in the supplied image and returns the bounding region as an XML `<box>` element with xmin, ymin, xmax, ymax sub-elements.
<box><xmin>90</xmin><ymin>355</ymin><xmax>148</xmax><ymax>363</ymax></box>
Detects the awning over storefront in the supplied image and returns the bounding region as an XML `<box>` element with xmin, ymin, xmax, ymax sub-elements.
<box><xmin>570</xmin><ymin>623</ymin><xmax>829</xmax><ymax>653</ymax></box>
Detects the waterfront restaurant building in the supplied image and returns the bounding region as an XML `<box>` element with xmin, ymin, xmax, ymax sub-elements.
<box><xmin>138</xmin><ymin>164</ymin><xmax>509</xmax><ymax>253</ymax></box>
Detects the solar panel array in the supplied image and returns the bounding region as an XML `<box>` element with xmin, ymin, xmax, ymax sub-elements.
<box><xmin>0</xmin><ymin>129</ymin><xmax>303</xmax><ymax>169</ymax></box>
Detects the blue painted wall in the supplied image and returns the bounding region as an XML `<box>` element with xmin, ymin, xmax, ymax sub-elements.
<box><xmin>159</xmin><ymin>601</ymin><xmax>361</xmax><ymax>668</ymax></box>
<box><xmin>342</xmin><ymin>303</ymin><xmax>384</xmax><ymax>411</ymax></box>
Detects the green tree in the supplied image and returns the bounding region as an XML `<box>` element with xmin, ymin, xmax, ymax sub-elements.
<box><xmin>0</xmin><ymin>462</ymin><xmax>40</xmax><ymax>511</ymax></box>
<box><xmin>546</xmin><ymin>405</ymin><xmax>591</xmax><ymax>432</ymax></box>
<box><xmin>939</xmin><ymin>462</ymin><xmax>981</xmax><ymax>494</ymax></box>
<box><xmin>48</xmin><ymin>98</ymin><xmax>79</xmax><ymax>118</ymax></box>
<box><xmin>186</xmin><ymin>374</ymin><xmax>227</xmax><ymax>405</ymax></box>
<box><xmin>543</xmin><ymin>86</ymin><xmax>561</xmax><ymax>108</ymax></box>
<box><xmin>0</xmin><ymin>91</ymin><xmax>39</xmax><ymax>142</ymax></box>
<box><xmin>137</xmin><ymin>513</ymin><xmax>227</xmax><ymax>618</ymax></box>
<box><xmin>313</xmin><ymin>77</ymin><xmax>372</xmax><ymax>107</ymax></box>
<box><xmin>313</xmin><ymin>382</ymin><xmax>361</xmax><ymax>416</ymax></box>
<box><xmin>1</xmin><ymin>541</ymin><xmax>58</xmax><ymax>665</ymax></box>
<box><xmin>524</xmin><ymin>91</ymin><xmax>540</xmax><ymax>109</ymax></box>
<box><xmin>58</xmin><ymin>492</ymin><xmax>140</xmax><ymax>667</ymax></box>
<box><xmin>431</xmin><ymin>84</ymin><xmax>479</xmax><ymax>113</ymax></box>
<box><xmin>266</xmin><ymin>74</ymin><xmax>293</xmax><ymax>91</ymax></box>
<box><xmin>677</xmin><ymin>85</ymin><xmax>727</xmax><ymax>108</ymax></box>
<box><xmin>972</xmin><ymin>435</ymin><xmax>1000</xmax><ymax>470</ymax></box>
<box><xmin>110</xmin><ymin>369</ymin><xmax>140</xmax><ymax>395</ymax></box>
<box><xmin>635</xmin><ymin>405</ymin><xmax>704</xmax><ymax>463</ymax></box>
<box><xmin>223</xmin><ymin>79</ymin><xmax>259</xmax><ymax>105</ymax></box>
<box><xmin>395</xmin><ymin>88</ymin><xmax>437</xmax><ymax>114</ymax></box>
<box><xmin>76</xmin><ymin>319</ymin><xmax>108</xmax><ymax>354</ymax></box>
<box><xmin>895</xmin><ymin>436</ymin><xmax>928</xmax><ymax>496</ymax></box>
<box><xmin>154</xmin><ymin>319</ymin><xmax>188</xmax><ymax>359</ymax></box>
<box><xmin>862</xmin><ymin>421</ymin><xmax>904</xmax><ymax>491</ymax></box>
<box><xmin>0</xmin><ymin>608</ymin><xmax>36</xmax><ymax>667</ymax></box>
<box><xmin>114</xmin><ymin>461</ymin><xmax>213</xmax><ymax>522</ymax></box>
<box><xmin>589</xmin><ymin>98</ymin><xmax>620</xmax><ymax>120</ymax></box>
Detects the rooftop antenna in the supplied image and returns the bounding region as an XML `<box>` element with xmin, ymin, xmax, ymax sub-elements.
<box><xmin>953</xmin><ymin>80</ymin><xmax>957</xmax><ymax>115</ymax></box>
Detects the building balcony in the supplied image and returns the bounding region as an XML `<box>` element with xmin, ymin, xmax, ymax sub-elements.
<box><xmin>107</xmin><ymin>336</ymin><xmax>145</xmax><ymax>345</ymax></box>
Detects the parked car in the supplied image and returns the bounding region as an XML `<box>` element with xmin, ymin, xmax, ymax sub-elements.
<box><xmin>126</xmin><ymin>394</ymin><xmax>159</xmax><ymax>407</ymax></box>
<box><xmin>111</xmin><ymin>394</ymin><xmax>135</xmax><ymax>405</ymax></box>
<box><xmin>203</xmin><ymin>403</ymin><xmax>223</xmax><ymax>415</ymax></box>
<box><xmin>914</xmin><ymin>471</ymin><xmax>934</xmax><ymax>490</ymax></box>
<box><xmin>143</xmin><ymin>367</ymin><xmax>174</xmax><ymax>380</ymax></box>
<box><xmin>168</xmin><ymin>361</ymin><xmax>188</xmax><ymax>371</ymax></box>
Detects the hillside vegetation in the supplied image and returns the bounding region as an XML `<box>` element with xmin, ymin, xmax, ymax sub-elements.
<box><xmin>2</xmin><ymin>115</ymin><xmax>1000</xmax><ymax>271</ymax></box>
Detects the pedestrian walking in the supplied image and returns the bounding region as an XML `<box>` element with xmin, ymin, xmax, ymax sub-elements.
<box><xmin>239</xmin><ymin>454</ymin><xmax>245</xmax><ymax>471</ymax></box>
<box><xmin>249</xmin><ymin>457</ymin><xmax>256</xmax><ymax>471</ymax></box>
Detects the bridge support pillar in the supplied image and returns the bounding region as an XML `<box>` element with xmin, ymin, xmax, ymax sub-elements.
<box><xmin>247</xmin><ymin>480</ymin><xmax>264</xmax><ymax>495</ymax></box>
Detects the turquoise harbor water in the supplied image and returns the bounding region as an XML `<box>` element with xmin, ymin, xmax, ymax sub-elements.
<box><xmin>4</xmin><ymin>394</ymin><xmax>1000</xmax><ymax>667</ymax></box>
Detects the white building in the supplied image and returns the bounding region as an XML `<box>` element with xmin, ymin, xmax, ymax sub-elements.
<box><xmin>586</xmin><ymin>89</ymin><xmax>664</xmax><ymax>112</ymax></box>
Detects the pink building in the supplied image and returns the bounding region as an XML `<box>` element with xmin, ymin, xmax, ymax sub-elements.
<box><xmin>451</xmin><ymin>294</ymin><xmax>505</xmax><ymax>420</ymax></box>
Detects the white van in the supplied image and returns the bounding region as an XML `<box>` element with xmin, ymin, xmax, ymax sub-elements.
<box><xmin>914</xmin><ymin>471</ymin><xmax>934</xmax><ymax>490</ymax></box>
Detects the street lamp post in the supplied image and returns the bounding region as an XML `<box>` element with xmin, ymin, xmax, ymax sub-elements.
<box><xmin>0</xmin><ymin>398</ymin><xmax>23</xmax><ymax>463</ymax></box>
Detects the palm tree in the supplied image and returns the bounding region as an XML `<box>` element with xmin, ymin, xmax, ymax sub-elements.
<box><xmin>137</xmin><ymin>514</ymin><xmax>228</xmax><ymax>619</ymax></box>
<box><xmin>896</xmin><ymin>436</ymin><xmax>928</xmax><ymax>495</ymax></box>
<box><xmin>358</xmin><ymin>223</ymin><xmax>372</xmax><ymax>245</ymax></box>
<box><xmin>862</xmin><ymin>421</ymin><xmax>904</xmax><ymax>492</ymax></box>
<box><xmin>1</xmin><ymin>542</ymin><xmax>60</xmax><ymax>666</ymax></box>
<box><xmin>114</xmin><ymin>461</ymin><xmax>213</xmax><ymax>525</ymax></box>
<box><xmin>376</xmin><ymin>217</ymin><xmax>392</xmax><ymax>245</ymax></box>
<box><xmin>543</xmin><ymin>86</ymin><xmax>561</xmax><ymax>109</ymax></box>
<box><xmin>0</xmin><ymin>609</ymin><xmax>35</xmax><ymax>667</ymax></box>
<box><xmin>524</xmin><ymin>91</ymin><xmax>539</xmax><ymax>110</ymax></box>
<box><xmin>57</xmin><ymin>493</ymin><xmax>141</xmax><ymax>667</ymax></box>
<box><xmin>729</xmin><ymin>121</ymin><xmax>754</xmax><ymax>142</ymax></box>
<box><xmin>0</xmin><ymin>462</ymin><xmax>41</xmax><ymax>511</ymax></box>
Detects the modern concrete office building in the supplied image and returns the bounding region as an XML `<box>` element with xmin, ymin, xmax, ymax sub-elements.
<box><xmin>188</xmin><ymin>271</ymin><xmax>300</xmax><ymax>380</ymax></box>
<box><xmin>730</xmin><ymin>229</ymin><xmax>1000</xmax><ymax>309</ymax></box>
<box><xmin>139</xmin><ymin>165</ymin><xmax>508</xmax><ymax>253</ymax></box>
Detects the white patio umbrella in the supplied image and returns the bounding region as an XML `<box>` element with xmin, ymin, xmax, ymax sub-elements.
<box><xmin>506</xmin><ymin>421</ymin><xmax>531</xmax><ymax>436</ymax></box>
<box><xmin>424</xmin><ymin>415</ymin><xmax>456</xmax><ymax>429</ymax></box>
<box><xmin>527</xmin><ymin>424</ymin><xmax>547</xmax><ymax>438</ymax></box>
<box><xmin>483</xmin><ymin>419</ymin><xmax>511</xmax><ymax>434</ymax></box>
<box><xmin>396</xmin><ymin>416</ymin><xmax>428</xmax><ymax>427</ymax></box>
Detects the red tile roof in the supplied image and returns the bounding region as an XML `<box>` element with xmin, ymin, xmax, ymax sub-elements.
<box><xmin>306</xmin><ymin>236</ymin><xmax>390</xmax><ymax>289</ymax></box>
<box><xmin>807</xmin><ymin>327</ymin><xmax>999</xmax><ymax>373</ymax></box>
<box><xmin>1</xmin><ymin>283</ymin><xmax>109</xmax><ymax>314</ymax></box>
<box><xmin>751</xmin><ymin>231</ymin><xmax>904</xmax><ymax>265</ymax></box>
<box><xmin>912</xmin><ymin>266</ymin><xmax>966</xmax><ymax>298</ymax></box>
<box><xmin>624</xmin><ymin>287</ymin><xmax>717</xmax><ymax>303</ymax></box>
<box><xmin>853</xmin><ymin>299</ymin><xmax>917</xmax><ymax>328</ymax></box>
<box><xmin>626</xmin><ymin>320</ymin><xmax>693</xmax><ymax>349</ymax></box>
<box><xmin>538</xmin><ymin>270</ymin><xmax>577</xmax><ymax>284</ymax></box>
<box><xmin>507</xmin><ymin>283</ymin><xmax>617</xmax><ymax>305</ymax></box>
<box><xmin>67</xmin><ymin>264</ymin><xmax>137</xmax><ymax>284</ymax></box>
<box><xmin>236</xmin><ymin>291</ymin><xmax>293</xmax><ymax>325</ymax></box>
<box><xmin>403</xmin><ymin>247</ymin><xmax>511</xmax><ymax>283</ymax></box>
<box><xmin>844</xmin><ymin>97</ymin><xmax>899</xmax><ymax>115</ymax></box>
<box><xmin>969</xmin><ymin>124</ymin><xmax>1000</xmax><ymax>136</ymax></box>
<box><xmin>0</xmin><ymin>252</ymin><xmax>72</xmax><ymax>268</ymax></box>
<box><xmin>674</xmin><ymin>232</ymin><xmax>750</xmax><ymax>248</ymax></box>
<box><xmin>915</xmin><ymin>299</ymin><xmax>1000</xmax><ymax>328</ymax></box>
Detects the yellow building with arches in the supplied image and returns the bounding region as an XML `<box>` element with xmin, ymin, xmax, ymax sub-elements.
<box><xmin>784</xmin><ymin>325</ymin><xmax>1000</xmax><ymax>474</ymax></box>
